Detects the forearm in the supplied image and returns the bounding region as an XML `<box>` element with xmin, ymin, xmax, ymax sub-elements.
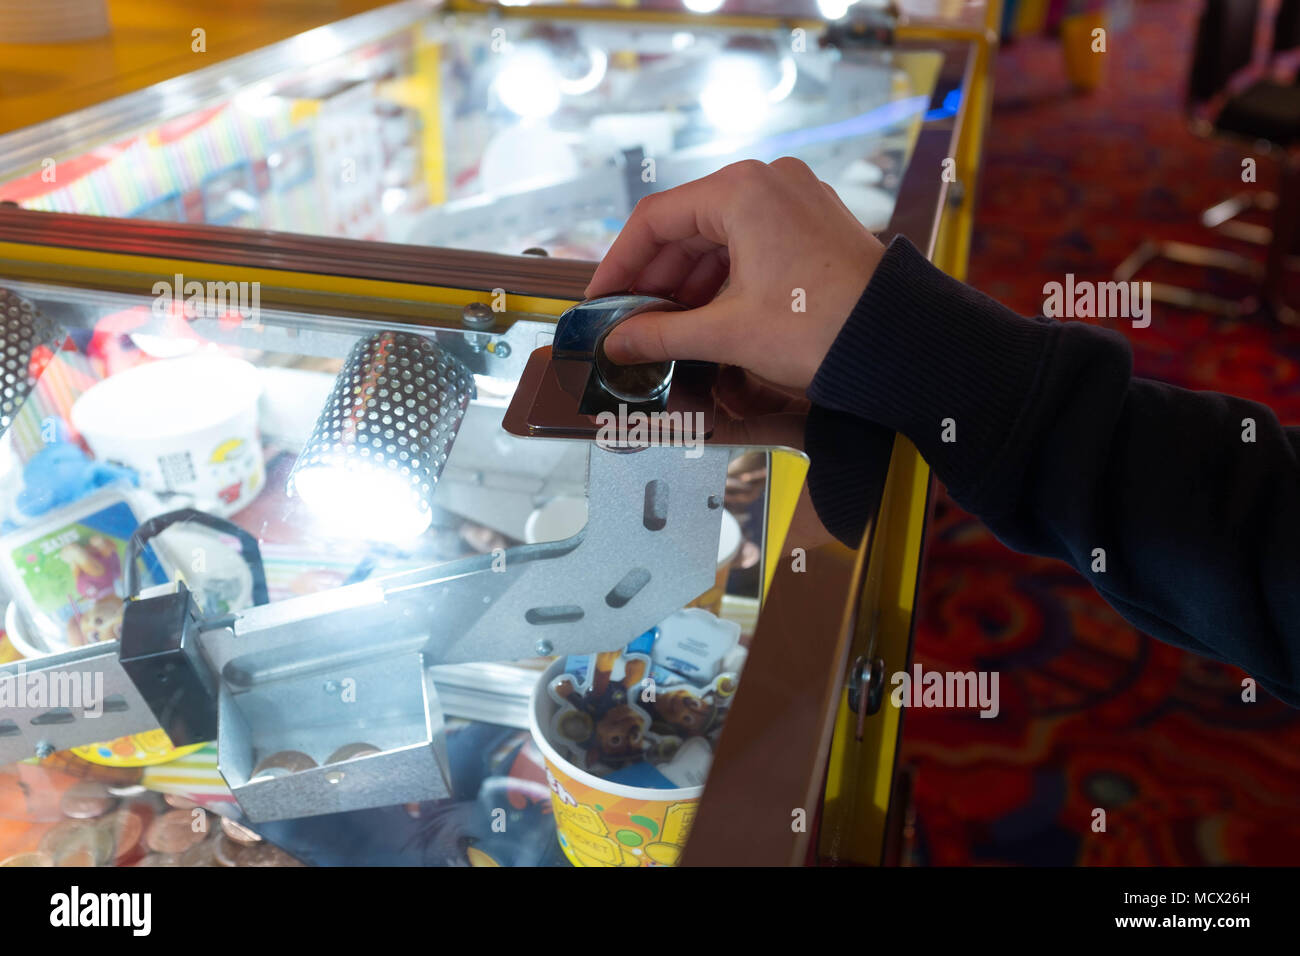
<box><xmin>805</xmin><ymin>237</ymin><xmax>1300</xmax><ymax>704</ymax></box>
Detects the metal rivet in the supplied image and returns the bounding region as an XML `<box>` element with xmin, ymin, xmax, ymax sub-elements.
<box><xmin>535</xmin><ymin>639</ymin><xmax>554</xmax><ymax>656</ymax></box>
<box><xmin>461</xmin><ymin>302</ymin><xmax>494</xmax><ymax>331</ymax></box>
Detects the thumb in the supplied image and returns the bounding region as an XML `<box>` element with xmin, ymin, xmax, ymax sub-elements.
<box><xmin>601</xmin><ymin>297</ymin><xmax>740</xmax><ymax>366</ymax></box>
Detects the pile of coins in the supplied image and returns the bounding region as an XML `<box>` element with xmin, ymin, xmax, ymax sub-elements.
<box><xmin>246</xmin><ymin>744</ymin><xmax>382</xmax><ymax>784</ymax></box>
<box><xmin>0</xmin><ymin>784</ymin><xmax>302</xmax><ymax>867</ymax></box>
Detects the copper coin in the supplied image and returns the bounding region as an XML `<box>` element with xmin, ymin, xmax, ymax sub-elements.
<box><xmin>60</xmin><ymin>782</ymin><xmax>117</xmax><ymax>820</ymax></box>
<box><xmin>249</xmin><ymin>750</ymin><xmax>317</xmax><ymax>782</ymax></box>
<box><xmin>217</xmin><ymin>837</ymin><xmax>255</xmax><ymax>866</ymax></box>
<box><xmin>163</xmin><ymin>793</ymin><xmax>200</xmax><ymax>810</ymax></box>
<box><xmin>145</xmin><ymin>809</ymin><xmax>208</xmax><ymax>855</ymax></box>
<box><xmin>99</xmin><ymin>807</ymin><xmax>147</xmax><ymax>863</ymax></box>
<box><xmin>231</xmin><ymin>842</ymin><xmax>303</xmax><ymax>867</ymax></box>
<box><xmin>1</xmin><ymin>852</ymin><xmax>53</xmax><ymax>867</ymax></box>
<box><xmin>39</xmin><ymin>820</ymin><xmax>115</xmax><ymax>866</ymax></box>
<box><xmin>214</xmin><ymin>835</ymin><xmax>242</xmax><ymax>867</ymax></box>
<box><xmin>325</xmin><ymin>743</ymin><xmax>380</xmax><ymax>764</ymax></box>
<box><xmin>257</xmin><ymin>847</ymin><xmax>304</xmax><ymax>867</ymax></box>
<box><xmin>219</xmin><ymin>816</ymin><xmax>262</xmax><ymax>846</ymax></box>
<box><xmin>134</xmin><ymin>854</ymin><xmax>180</xmax><ymax>867</ymax></box>
<box><xmin>179</xmin><ymin>839</ymin><xmax>221</xmax><ymax>867</ymax></box>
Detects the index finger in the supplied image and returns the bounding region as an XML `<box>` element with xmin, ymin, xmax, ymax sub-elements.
<box><xmin>585</xmin><ymin>175</ymin><xmax>730</xmax><ymax>298</ymax></box>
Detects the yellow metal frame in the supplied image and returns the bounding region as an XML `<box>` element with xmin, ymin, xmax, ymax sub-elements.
<box><xmin>0</xmin><ymin>241</ymin><xmax>573</xmax><ymax>322</ymax></box>
<box><xmin>819</xmin><ymin>1</ymin><xmax>1001</xmax><ymax>864</ymax></box>
<box><xmin>898</xmin><ymin>7</ymin><xmax>1002</xmax><ymax>285</ymax></box>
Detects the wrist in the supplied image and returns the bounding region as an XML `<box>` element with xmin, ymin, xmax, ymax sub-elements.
<box><xmin>806</xmin><ymin>236</ymin><xmax>1054</xmax><ymax>506</ymax></box>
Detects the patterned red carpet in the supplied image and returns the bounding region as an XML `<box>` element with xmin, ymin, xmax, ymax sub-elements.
<box><xmin>899</xmin><ymin>0</ymin><xmax>1300</xmax><ymax>865</ymax></box>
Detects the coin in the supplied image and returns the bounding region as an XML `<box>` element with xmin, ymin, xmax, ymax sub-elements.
<box><xmin>134</xmin><ymin>854</ymin><xmax>180</xmax><ymax>867</ymax></box>
<box><xmin>214</xmin><ymin>835</ymin><xmax>242</xmax><ymax>867</ymax></box>
<box><xmin>99</xmin><ymin>807</ymin><xmax>147</xmax><ymax>863</ymax></box>
<box><xmin>0</xmin><ymin>852</ymin><xmax>53</xmax><ymax>867</ymax></box>
<box><xmin>229</xmin><ymin>842</ymin><xmax>304</xmax><ymax>867</ymax></box>
<box><xmin>60</xmin><ymin>782</ymin><xmax>117</xmax><ymax>820</ymax></box>
<box><xmin>324</xmin><ymin>743</ymin><xmax>380</xmax><ymax>764</ymax></box>
<box><xmin>215</xmin><ymin>837</ymin><xmax>254</xmax><ymax>866</ymax></box>
<box><xmin>39</xmin><ymin>820</ymin><xmax>115</xmax><ymax>866</ymax></box>
<box><xmin>179</xmin><ymin>839</ymin><xmax>221</xmax><ymax>867</ymax></box>
<box><xmin>219</xmin><ymin>816</ymin><xmax>262</xmax><ymax>846</ymax></box>
<box><xmin>56</xmin><ymin>849</ymin><xmax>96</xmax><ymax>867</ymax></box>
<box><xmin>163</xmin><ymin>793</ymin><xmax>200</xmax><ymax>810</ymax></box>
<box><xmin>259</xmin><ymin>847</ymin><xmax>304</xmax><ymax>867</ymax></box>
<box><xmin>249</xmin><ymin>750</ymin><xmax>317</xmax><ymax>783</ymax></box>
<box><xmin>145</xmin><ymin>809</ymin><xmax>207</xmax><ymax>855</ymax></box>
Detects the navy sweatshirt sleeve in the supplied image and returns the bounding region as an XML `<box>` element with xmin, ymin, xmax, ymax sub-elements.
<box><xmin>805</xmin><ymin>236</ymin><xmax>1300</xmax><ymax>706</ymax></box>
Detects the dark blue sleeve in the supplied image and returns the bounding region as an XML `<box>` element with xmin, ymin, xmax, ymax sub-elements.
<box><xmin>805</xmin><ymin>236</ymin><xmax>1300</xmax><ymax>706</ymax></box>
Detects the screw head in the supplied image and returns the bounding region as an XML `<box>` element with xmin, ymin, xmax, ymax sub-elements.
<box><xmin>461</xmin><ymin>302</ymin><xmax>494</xmax><ymax>331</ymax></box>
<box><xmin>535</xmin><ymin>639</ymin><xmax>554</xmax><ymax>656</ymax></box>
<box><xmin>492</xmin><ymin>341</ymin><xmax>511</xmax><ymax>358</ymax></box>
<box><xmin>35</xmin><ymin>742</ymin><xmax>54</xmax><ymax>760</ymax></box>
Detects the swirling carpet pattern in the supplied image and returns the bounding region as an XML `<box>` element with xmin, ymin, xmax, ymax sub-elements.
<box><xmin>900</xmin><ymin>0</ymin><xmax>1300</xmax><ymax>865</ymax></box>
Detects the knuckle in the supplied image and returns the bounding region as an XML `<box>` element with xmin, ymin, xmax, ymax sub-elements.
<box><xmin>770</xmin><ymin>156</ymin><xmax>813</xmax><ymax>179</ymax></box>
<box><xmin>632</xmin><ymin>192</ymin><xmax>661</xmax><ymax>216</ymax></box>
<box><xmin>725</xmin><ymin>159</ymin><xmax>769</xmax><ymax>184</ymax></box>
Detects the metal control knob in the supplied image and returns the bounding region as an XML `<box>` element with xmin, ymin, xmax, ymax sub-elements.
<box><xmin>553</xmin><ymin>294</ymin><xmax>683</xmax><ymax>404</ymax></box>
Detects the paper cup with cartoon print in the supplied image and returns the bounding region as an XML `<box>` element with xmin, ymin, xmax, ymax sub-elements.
<box><xmin>72</xmin><ymin>354</ymin><xmax>264</xmax><ymax>517</ymax></box>
<box><xmin>529</xmin><ymin>657</ymin><xmax>703</xmax><ymax>867</ymax></box>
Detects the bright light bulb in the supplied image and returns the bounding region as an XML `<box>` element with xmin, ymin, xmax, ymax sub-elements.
<box><xmin>495</xmin><ymin>48</ymin><xmax>562</xmax><ymax>119</ymax></box>
<box><xmin>382</xmin><ymin>187</ymin><xmax>408</xmax><ymax>215</ymax></box>
<box><xmin>700</xmin><ymin>57</ymin><xmax>770</xmax><ymax>133</ymax></box>
<box><xmin>817</xmin><ymin>0</ymin><xmax>854</xmax><ymax>19</ymax></box>
<box><xmin>293</xmin><ymin>464</ymin><xmax>432</xmax><ymax>542</ymax></box>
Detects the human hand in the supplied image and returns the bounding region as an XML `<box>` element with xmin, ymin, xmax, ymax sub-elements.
<box><xmin>586</xmin><ymin>158</ymin><xmax>886</xmax><ymax>390</ymax></box>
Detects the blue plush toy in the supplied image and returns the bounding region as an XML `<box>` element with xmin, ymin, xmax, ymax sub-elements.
<box><xmin>13</xmin><ymin>427</ymin><xmax>138</xmax><ymax>522</ymax></box>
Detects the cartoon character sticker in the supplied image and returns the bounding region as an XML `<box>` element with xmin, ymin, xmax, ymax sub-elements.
<box><xmin>6</xmin><ymin>500</ymin><xmax>162</xmax><ymax>652</ymax></box>
<box><xmin>543</xmin><ymin>761</ymin><xmax>697</xmax><ymax>867</ymax></box>
<box><xmin>66</xmin><ymin>595</ymin><xmax>124</xmax><ymax>646</ymax></box>
<box><xmin>208</xmin><ymin>436</ymin><xmax>258</xmax><ymax>508</ymax></box>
